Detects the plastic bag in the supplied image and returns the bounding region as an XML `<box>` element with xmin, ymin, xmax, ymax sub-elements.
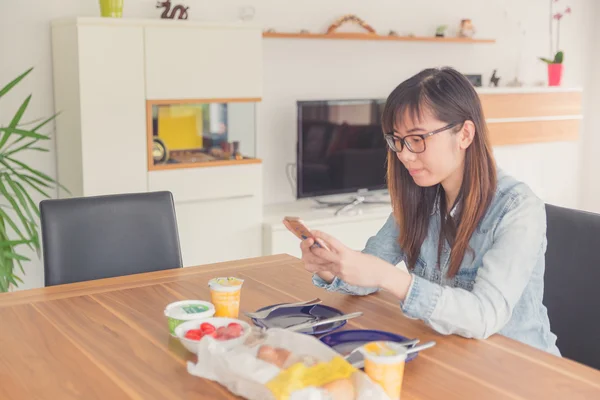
<box><xmin>187</xmin><ymin>327</ymin><xmax>391</xmax><ymax>400</ymax></box>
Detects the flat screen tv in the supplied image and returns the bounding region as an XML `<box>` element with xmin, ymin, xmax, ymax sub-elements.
<box><xmin>296</xmin><ymin>99</ymin><xmax>388</xmax><ymax>199</ymax></box>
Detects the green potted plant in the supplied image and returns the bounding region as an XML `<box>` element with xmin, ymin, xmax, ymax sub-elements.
<box><xmin>0</xmin><ymin>67</ymin><xmax>67</xmax><ymax>292</ymax></box>
<box><xmin>435</xmin><ymin>25</ymin><xmax>447</xmax><ymax>38</ymax></box>
<box><xmin>539</xmin><ymin>2</ymin><xmax>572</xmax><ymax>86</ymax></box>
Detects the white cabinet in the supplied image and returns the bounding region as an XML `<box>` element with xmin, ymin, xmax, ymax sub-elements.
<box><xmin>144</xmin><ymin>25</ymin><xmax>262</xmax><ymax>100</ymax></box>
<box><xmin>51</xmin><ymin>17</ymin><xmax>264</xmax><ymax>268</ymax></box>
<box><xmin>52</xmin><ymin>21</ymin><xmax>148</xmax><ymax>197</ymax></box>
<box><xmin>149</xmin><ymin>164</ymin><xmax>262</xmax><ymax>266</ymax></box>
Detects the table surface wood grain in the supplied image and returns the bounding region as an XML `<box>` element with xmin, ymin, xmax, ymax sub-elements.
<box><xmin>1</xmin><ymin>254</ymin><xmax>599</xmax><ymax>400</ymax></box>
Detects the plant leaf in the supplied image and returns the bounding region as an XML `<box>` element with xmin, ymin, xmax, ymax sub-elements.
<box><xmin>0</xmin><ymin>207</ymin><xmax>31</xmax><ymax>247</ymax></box>
<box><xmin>0</xmin><ymin>127</ymin><xmax>49</xmax><ymax>141</ymax></box>
<box><xmin>539</xmin><ymin>57</ymin><xmax>554</xmax><ymax>64</ymax></box>
<box><xmin>5</xmin><ymin>174</ymin><xmax>37</xmax><ymax>224</ymax></box>
<box><xmin>3</xmin><ymin>250</ymin><xmax>30</xmax><ymax>262</ymax></box>
<box><xmin>15</xmin><ymin>258</ymin><xmax>25</xmax><ymax>275</ymax></box>
<box><xmin>0</xmin><ymin>95</ymin><xmax>32</xmax><ymax>150</ymax></box>
<box><xmin>5</xmin><ymin>156</ymin><xmax>54</xmax><ymax>183</ymax></box>
<box><xmin>5</xmin><ymin>156</ymin><xmax>70</xmax><ymax>195</ymax></box>
<box><xmin>18</xmin><ymin>175</ymin><xmax>51</xmax><ymax>198</ymax></box>
<box><xmin>12</xmin><ymin>180</ymin><xmax>41</xmax><ymax>218</ymax></box>
<box><xmin>0</xmin><ymin>239</ymin><xmax>32</xmax><ymax>247</ymax></box>
<box><xmin>10</xmin><ymin>112</ymin><xmax>59</xmax><ymax>149</ymax></box>
<box><xmin>553</xmin><ymin>51</ymin><xmax>564</xmax><ymax>63</ymax></box>
<box><xmin>31</xmin><ymin>112</ymin><xmax>59</xmax><ymax>132</ymax></box>
<box><xmin>4</xmin><ymin>139</ymin><xmax>42</xmax><ymax>156</ymax></box>
<box><xmin>0</xmin><ymin>176</ymin><xmax>35</xmax><ymax>240</ymax></box>
<box><xmin>0</xmin><ymin>67</ymin><xmax>33</xmax><ymax>98</ymax></box>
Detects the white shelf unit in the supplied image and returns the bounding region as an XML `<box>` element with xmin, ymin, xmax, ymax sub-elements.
<box><xmin>51</xmin><ymin>17</ymin><xmax>264</xmax><ymax>267</ymax></box>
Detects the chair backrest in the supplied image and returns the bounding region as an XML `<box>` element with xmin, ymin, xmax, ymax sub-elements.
<box><xmin>544</xmin><ymin>203</ymin><xmax>600</xmax><ymax>370</ymax></box>
<box><xmin>40</xmin><ymin>191</ymin><xmax>183</xmax><ymax>286</ymax></box>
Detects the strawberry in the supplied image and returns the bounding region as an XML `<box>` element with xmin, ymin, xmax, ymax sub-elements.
<box><xmin>184</xmin><ymin>329</ymin><xmax>204</xmax><ymax>341</ymax></box>
<box><xmin>227</xmin><ymin>323</ymin><xmax>243</xmax><ymax>337</ymax></box>
<box><xmin>216</xmin><ymin>326</ymin><xmax>228</xmax><ymax>336</ymax></box>
<box><xmin>200</xmin><ymin>322</ymin><xmax>216</xmax><ymax>334</ymax></box>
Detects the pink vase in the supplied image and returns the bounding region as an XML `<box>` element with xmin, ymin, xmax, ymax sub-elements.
<box><xmin>548</xmin><ymin>63</ymin><xmax>563</xmax><ymax>87</ymax></box>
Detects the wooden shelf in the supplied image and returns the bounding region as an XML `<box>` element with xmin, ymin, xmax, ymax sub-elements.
<box><xmin>149</xmin><ymin>158</ymin><xmax>262</xmax><ymax>171</ymax></box>
<box><xmin>262</xmin><ymin>32</ymin><xmax>495</xmax><ymax>44</ymax></box>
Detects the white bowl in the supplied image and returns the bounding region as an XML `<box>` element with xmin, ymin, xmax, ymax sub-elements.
<box><xmin>174</xmin><ymin>317</ymin><xmax>252</xmax><ymax>353</ymax></box>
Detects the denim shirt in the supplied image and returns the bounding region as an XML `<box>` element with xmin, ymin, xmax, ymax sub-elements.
<box><xmin>313</xmin><ymin>169</ymin><xmax>561</xmax><ymax>356</ymax></box>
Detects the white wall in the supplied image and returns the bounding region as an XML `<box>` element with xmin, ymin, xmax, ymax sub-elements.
<box><xmin>0</xmin><ymin>0</ymin><xmax>597</xmax><ymax>290</ymax></box>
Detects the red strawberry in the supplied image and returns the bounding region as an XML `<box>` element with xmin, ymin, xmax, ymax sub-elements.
<box><xmin>200</xmin><ymin>322</ymin><xmax>216</xmax><ymax>334</ymax></box>
<box><xmin>227</xmin><ymin>323</ymin><xmax>243</xmax><ymax>337</ymax></box>
<box><xmin>184</xmin><ymin>329</ymin><xmax>204</xmax><ymax>341</ymax></box>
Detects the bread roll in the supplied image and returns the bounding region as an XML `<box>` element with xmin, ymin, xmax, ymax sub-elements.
<box><xmin>322</xmin><ymin>378</ymin><xmax>356</xmax><ymax>400</ymax></box>
<box><xmin>257</xmin><ymin>345</ymin><xmax>292</xmax><ymax>368</ymax></box>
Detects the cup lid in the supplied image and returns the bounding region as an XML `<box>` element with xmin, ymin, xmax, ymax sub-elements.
<box><xmin>359</xmin><ymin>341</ymin><xmax>408</xmax><ymax>364</ymax></box>
<box><xmin>208</xmin><ymin>277</ymin><xmax>244</xmax><ymax>292</ymax></box>
<box><xmin>164</xmin><ymin>300</ymin><xmax>215</xmax><ymax>320</ymax></box>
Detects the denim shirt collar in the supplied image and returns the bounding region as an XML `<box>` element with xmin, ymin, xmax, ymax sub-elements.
<box><xmin>431</xmin><ymin>185</ymin><xmax>461</xmax><ymax>218</ymax></box>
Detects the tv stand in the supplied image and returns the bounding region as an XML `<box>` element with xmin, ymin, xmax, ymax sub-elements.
<box><xmin>313</xmin><ymin>191</ymin><xmax>390</xmax><ymax>215</ymax></box>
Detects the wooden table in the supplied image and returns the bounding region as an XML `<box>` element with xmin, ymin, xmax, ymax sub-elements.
<box><xmin>1</xmin><ymin>254</ymin><xmax>599</xmax><ymax>400</ymax></box>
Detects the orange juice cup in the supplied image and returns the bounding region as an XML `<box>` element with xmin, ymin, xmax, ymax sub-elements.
<box><xmin>360</xmin><ymin>341</ymin><xmax>407</xmax><ymax>400</ymax></box>
<box><xmin>208</xmin><ymin>277</ymin><xmax>244</xmax><ymax>318</ymax></box>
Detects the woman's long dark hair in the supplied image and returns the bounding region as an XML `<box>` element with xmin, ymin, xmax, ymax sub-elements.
<box><xmin>382</xmin><ymin>67</ymin><xmax>497</xmax><ymax>278</ymax></box>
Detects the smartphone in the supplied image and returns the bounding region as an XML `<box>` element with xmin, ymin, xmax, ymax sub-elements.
<box><xmin>282</xmin><ymin>216</ymin><xmax>329</xmax><ymax>250</ymax></box>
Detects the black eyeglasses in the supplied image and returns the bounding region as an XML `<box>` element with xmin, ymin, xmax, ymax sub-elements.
<box><xmin>384</xmin><ymin>122</ymin><xmax>463</xmax><ymax>154</ymax></box>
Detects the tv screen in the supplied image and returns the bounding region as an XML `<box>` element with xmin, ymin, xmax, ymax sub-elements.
<box><xmin>297</xmin><ymin>99</ymin><xmax>388</xmax><ymax>199</ymax></box>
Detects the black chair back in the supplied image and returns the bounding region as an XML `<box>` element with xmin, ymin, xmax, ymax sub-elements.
<box><xmin>40</xmin><ymin>191</ymin><xmax>182</xmax><ymax>286</ymax></box>
<box><xmin>544</xmin><ymin>203</ymin><xmax>600</xmax><ymax>370</ymax></box>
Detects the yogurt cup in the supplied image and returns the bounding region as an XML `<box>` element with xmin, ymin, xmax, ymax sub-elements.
<box><xmin>164</xmin><ymin>300</ymin><xmax>215</xmax><ymax>337</ymax></box>
<box><xmin>208</xmin><ymin>277</ymin><xmax>244</xmax><ymax>318</ymax></box>
<box><xmin>359</xmin><ymin>341</ymin><xmax>407</xmax><ymax>400</ymax></box>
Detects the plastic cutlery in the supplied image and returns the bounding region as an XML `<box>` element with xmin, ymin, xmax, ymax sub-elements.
<box><xmin>244</xmin><ymin>298</ymin><xmax>322</xmax><ymax>319</ymax></box>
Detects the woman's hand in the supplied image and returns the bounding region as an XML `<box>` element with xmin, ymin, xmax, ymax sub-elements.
<box><xmin>301</xmin><ymin>230</ymin><xmax>414</xmax><ymax>301</ymax></box>
<box><xmin>299</xmin><ymin>237</ymin><xmax>336</xmax><ymax>283</ymax></box>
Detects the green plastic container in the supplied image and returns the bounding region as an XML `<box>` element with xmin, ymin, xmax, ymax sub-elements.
<box><xmin>164</xmin><ymin>300</ymin><xmax>216</xmax><ymax>337</ymax></box>
<box><xmin>99</xmin><ymin>0</ymin><xmax>123</xmax><ymax>18</ymax></box>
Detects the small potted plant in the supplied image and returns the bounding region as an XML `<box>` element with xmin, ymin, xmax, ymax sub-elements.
<box><xmin>435</xmin><ymin>25</ymin><xmax>447</xmax><ymax>38</ymax></box>
<box><xmin>539</xmin><ymin>2</ymin><xmax>571</xmax><ymax>86</ymax></box>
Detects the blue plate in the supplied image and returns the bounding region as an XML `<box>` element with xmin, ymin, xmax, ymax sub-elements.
<box><xmin>250</xmin><ymin>304</ymin><xmax>346</xmax><ymax>335</ymax></box>
<box><xmin>319</xmin><ymin>329</ymin><xmax>419</xmax><ymax>362</ymax></box>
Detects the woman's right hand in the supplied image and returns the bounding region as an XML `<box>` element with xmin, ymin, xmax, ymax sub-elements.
<box><xmin>300</xmin><ymin>237</ymin><xmax>336</xmax><ymax>283</ymax></box>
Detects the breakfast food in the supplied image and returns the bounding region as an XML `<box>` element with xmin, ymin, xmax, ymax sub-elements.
<box><xmin>321</xmin><ymin>378</ymin><xmax>356</xmax><ymax>400</ymax></box>
<box><xmin>361</xmin><ymin>341</ymin><xmax>407</xmax><ymax>400</ymax></box>
<box><xmin>257</xmin><ymin>345</ymin><xmax>357</xmax><ymax>399</ymax></box>
<box><xmin>208</xmin><ymin>277</ymin><xmax>244</xmax><ymax>318</ymax></box>
<box><xmin>257</xmin><ymin>345</ymin><xmax>292</xmax><ymax>368</ymax></box>
<box><xmin>163</xmin><ymin>300</ymin><xmax>216</xmax><ymax>337</ymax></box>
<box><xmin>184</xmin><ymin>322</ymin><xmax>245</xmax><ymax>342</ymax></box>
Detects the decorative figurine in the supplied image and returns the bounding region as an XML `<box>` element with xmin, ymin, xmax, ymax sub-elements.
<box><xmin>489</xmin><ymin>69</ymin><xmax>501</xmax><ymax>87</ymax></box>
<box><xmin>156</xmin><ymin>0</ymin><xmax>189</xmax><ymax>20</ymax></box>
<box><xmin>326</xmin><ymin>14</ymin><xmax>376</xmax><ymax>34</ymax></box>
<box><xmin>459</xmin><ymin>19</ymin><xmax>476</xmax><ymax>38</ymax></box>
<box><xmin>465</xmin><ymin>74</ymin><xmax>483</xmax><ymax>87</ymax></box>
<box><xmin>435</xmin><ymin>25</ymin><xmax>447</xmax><ymax>37</ymax></box>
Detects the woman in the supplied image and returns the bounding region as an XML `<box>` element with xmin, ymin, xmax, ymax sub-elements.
<box><xmin>301</xmin><ymin>67</ymin><xmax>560</xmax><ymax>356</ymax></box>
